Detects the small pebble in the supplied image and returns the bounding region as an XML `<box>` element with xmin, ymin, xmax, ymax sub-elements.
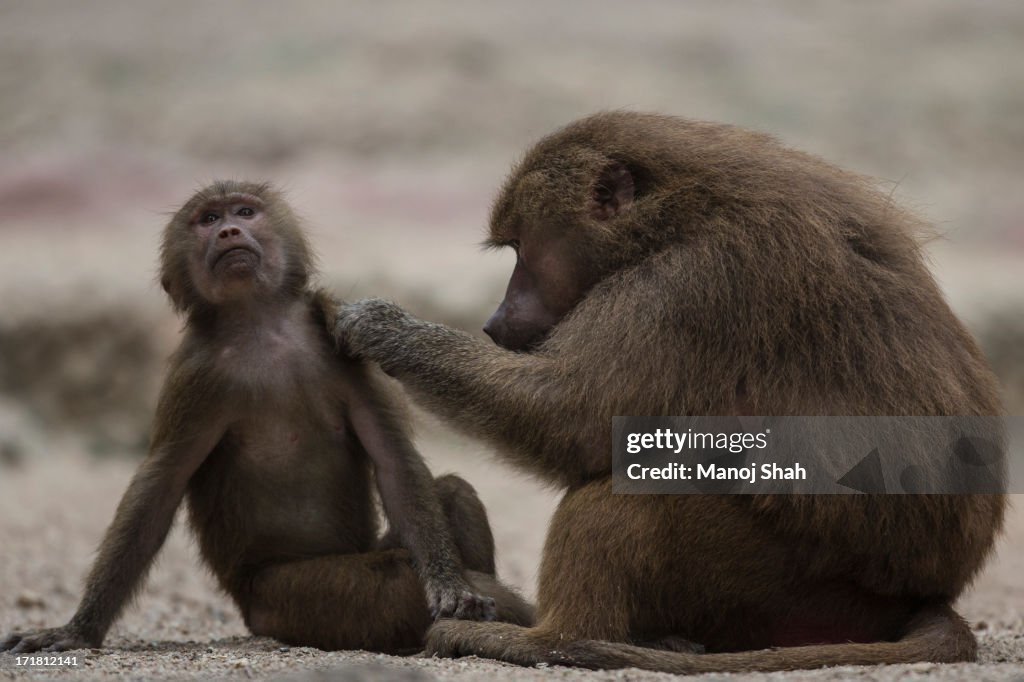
<box><xmin>15</xmin><ymin>590</ymin><xmax>45</xmax><ymax>608</ymax></box>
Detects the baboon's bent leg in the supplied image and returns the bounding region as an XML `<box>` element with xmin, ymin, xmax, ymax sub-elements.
<box><xmin>427</xmin><ymin>480</ymin><xmax>973</xmax><ymax>672</ymax></box>
<box><xmin>244</xmin><ymin>550</ymin><xmax>534</xmax><ymax>653</ymax></box>
<box><xmin>244</xmin><ymin>549</ymin><xmax>430</xmax><ymax>653</ymax></box>
<box><xmin>378</xmin><ymin>474</ymin><xmax>495</xmax><ymax>575</ymax></box>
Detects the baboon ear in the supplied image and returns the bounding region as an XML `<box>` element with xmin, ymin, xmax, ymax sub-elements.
<box><xmin>590</xmin><ymin>162</ymin><xmax>634</xmax><ymax>220</ymax></box>
<box><xmin>161</xmin><ymin>274</ymin><xmax>185</xmax><ymax>311</ymax></box>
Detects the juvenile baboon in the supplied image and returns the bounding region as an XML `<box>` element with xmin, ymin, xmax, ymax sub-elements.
<box><xmin>0</xmin><ymin>181</ymin><xmax>532</xmax><ymax>655</ymax></box>
<box><xmin>333</xmin><ymin>113</ymin><xmax>1005</xmax><ymax>673</ymax></box>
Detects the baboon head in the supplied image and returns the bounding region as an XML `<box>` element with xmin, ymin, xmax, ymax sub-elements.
<box><xmin>159</xmin><ymin>181</ymin><xmax>314</xmax><ymax>315</ymax></box>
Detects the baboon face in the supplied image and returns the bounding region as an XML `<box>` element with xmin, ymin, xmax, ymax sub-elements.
<box><xmin>161</xmin><ymin>182</ymin><xmax>310</xmax><ymax>313</ymax></box>
<box><xmin>483</xmin><ymin>233</ymin><xmax>584</xmax><ymax>352</ymax></box>
<box><xmin>484</xmin><ymin>162</ymin><xmax>634</xmax><ymax>352</ymax></box>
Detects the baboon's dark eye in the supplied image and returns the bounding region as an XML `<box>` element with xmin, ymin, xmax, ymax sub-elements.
<box><xmin>237</xmin><ymin>207</ymin><xmax>255</xmax><ymax>217</ymax></box>
<box><xmin>594</xmin><ymin>185</ymin><xmax>612</xmax><ymax>202</ymax></box>
<box><xmin>201</xmin><ymin>212</ymin><xmax>219</xmax><ymax>224</ymax></box>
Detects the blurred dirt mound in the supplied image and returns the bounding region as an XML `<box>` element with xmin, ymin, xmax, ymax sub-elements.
<box><xmin>0</xmin><ymin>304</ymin><xmax>165</xmax><ymax>456</ymax></box>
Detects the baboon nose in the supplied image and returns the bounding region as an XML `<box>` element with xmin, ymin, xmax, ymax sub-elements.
<box><xmin>218</xmin><ymin>226</ymin><xmax>242</xmax><ymax>239</ymax></box>
<box><xmin>484</xmin><ymin>309</ymin><xmax>508</xmax><ymax>346</ymax></box>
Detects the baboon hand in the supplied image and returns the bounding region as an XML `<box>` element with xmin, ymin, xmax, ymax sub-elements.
<box><xmin>0</xmin><ymin>624</ymin><xmax>99</xmax><ymax>654</ymax></box>
<box><xmin>426</xmin><ymin>578</ymin><xmax>497</xmax><ymax>622</ymax></box>
<box><xmin>334</xmin><ymin>298</ymin><xmax>410</xmax><ymax>361</ymax></box>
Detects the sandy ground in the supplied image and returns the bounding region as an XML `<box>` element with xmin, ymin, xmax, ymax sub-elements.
<box><xmin>1</xmin><ymin>428</ymin><xmax>1023</xmax><ymax>681</ymax></box>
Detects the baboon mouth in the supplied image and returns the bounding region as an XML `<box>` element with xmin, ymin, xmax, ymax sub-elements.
<box><xmin>214</xmin><ymin>247</ymin><xmax>259</xmax><ymax>267</ymax></box>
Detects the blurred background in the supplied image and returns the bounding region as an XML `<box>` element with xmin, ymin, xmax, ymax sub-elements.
<box><xmin>1</xmin><ymin>0</ymin><xmax>1022</xmax><ymax>666</ymax></box>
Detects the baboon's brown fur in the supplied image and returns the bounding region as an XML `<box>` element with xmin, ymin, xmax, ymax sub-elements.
<box><xmin>334</xmin><ymin>112</ymin><xmax>1005</xmax><ymax>672</ymax></box>
<box><xmin>1</xmin><ymin>181</ymin><xmax>532</xmax><ymax>656</ymax></box>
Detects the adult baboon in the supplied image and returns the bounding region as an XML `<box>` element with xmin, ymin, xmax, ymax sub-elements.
<box><xmin>332</xmin><ymin>113</ymin><xmax>1004</xmax><ymax>673</ymax></box>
